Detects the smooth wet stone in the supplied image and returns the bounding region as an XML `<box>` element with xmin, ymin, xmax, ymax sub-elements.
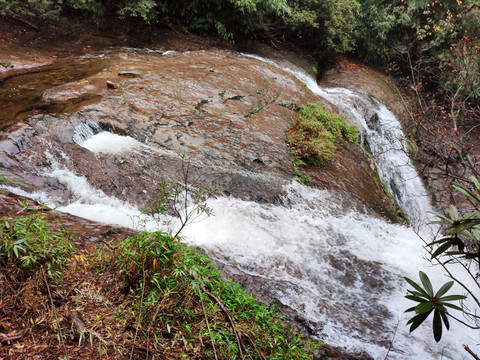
<box><xmin>1</xmin><ymin>49</ymin><xmax>397</xmax><ymax>218</ymax></box>
<box><xmin>118</xmin><ymin>70</ymin><xmax>142</xmax><ymax>77</ymax></box>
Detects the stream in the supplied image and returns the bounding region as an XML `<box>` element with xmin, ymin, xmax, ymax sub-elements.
<box><xmin>1</xmin><ymin>48</ymin><xmax>478</xmax><ymax>359</ymax></box>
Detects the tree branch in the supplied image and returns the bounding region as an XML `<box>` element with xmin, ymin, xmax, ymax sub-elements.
<box><xmin>464</xmin><ymin>344</ymin><xmax>480</xmax><ymax>360</ymax></box>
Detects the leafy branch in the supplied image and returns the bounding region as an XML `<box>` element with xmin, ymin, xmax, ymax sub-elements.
<box><xmin>143</xmin><ymin>153</ymin><xmax>216</xmax><ymax>238</ymax></box>
<box><xmin>404</xmin><ymin>271</ymin><xmax>466</xmax><ymax>342</ymax></box>
<box><xmin>405</xmin><ymin>176</ymin><xmax>480</xmax><ymax>357</ymax></box>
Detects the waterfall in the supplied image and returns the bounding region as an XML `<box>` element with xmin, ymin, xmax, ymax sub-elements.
<box><xmin>318</xmin><ymin>89</ymin><xmax>432</xmax><ymax>227</ymax></box>
<box><xmin>74</xmin><ymin>122</ymin><xmax>141</xmax><ymax>155</ymax></box>
<box><xmin>240</xmin><ymin>53</ymin><xmax>433</xmax><ymax>228</ymax></box>
<box><xmin>3</xmin><ymin>50</ymin><xmax>477</xmax><ymax>359</ymax></box>
<box><xmin>73</xmin><ymin>121</ymin><xmax>103</xmax><ymax>144</ymax></box>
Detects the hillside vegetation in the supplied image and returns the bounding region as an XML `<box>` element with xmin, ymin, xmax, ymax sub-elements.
<box><xmin>0</xmin><ymin>203</ymin><xmax>320</xmax><ymax>359</ymax></box>
<box><xmin>2</xmin><ymin>0</ymin><xmax>480</xmax><ymax>357</ymax></box>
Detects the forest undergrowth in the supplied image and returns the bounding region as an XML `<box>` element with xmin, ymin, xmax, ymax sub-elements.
<box><xmin>0</xmin><ymin>198</ymin><xmax>320</xmax><ymax>359</ymax></box>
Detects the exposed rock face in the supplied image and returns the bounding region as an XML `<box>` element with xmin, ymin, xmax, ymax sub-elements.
<box><xmin>0</xmin><ymin>49</ymin><xmax>395</xmax><ymax>218</ymax></box>
<box><xmin>320</xmin><ymin>65</ymin><xmax>407</xmax><ymax>117</ymax></box>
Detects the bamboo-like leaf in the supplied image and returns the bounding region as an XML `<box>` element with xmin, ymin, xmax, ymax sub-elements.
<box><xmin>429</xmin><ymin>211</ymin><xmax>453</xmax><ymax>223</ymax></box>
<box><xmin>433</xmin><ymin>303</ymin><xmax>447</xmax><ymax>312</ymax></box>
<box><xmin>433</xmin><ymin>310</ymin><xmax>443</xmax><ymax>342</ymax></box>
<box><xmin>462</xmin><ymin>211</ymin><xmax>479</xmax><ymax>220</ymax></box>
<box><xmin>435</xmin><ymin>281</ymin><xmax>454</xmax><ymax>298</ymax></box>
<box><xmin>429</xmin><ymin>220</ymin><xmax>451</xmax><ymax>226</ymax></box>
<box><xmin>409</xmin><ymin>290</ymin><xmax>427</xmax><ymax>298</ymax></box>
<box><xmin>431</xmin><ymin>242</ymin><xmax>452</xmax><ymax>259</ymax></box>
<box><xmin>442</xmin><ymin>302</ymin><xmax>464</xmax><ymax>312</ymax></box>
<box><xmin>466</xmin><ymin>228</ymin><xmax>480</xmax><ymax>243</ymax></box>
<box><xmin>471</xmin><ymin>176</ymin><xmax>480</xmax><ymax>196</ymax></box>
<box><xmin>448</xmin><ymin>219</ymin><xmax>480</xmax><ymax>234</ymax></box>
<box><xmin>419</xmin><ymin>271</ymin><xmax>433</xmax><ymax>297</ymax></box>
<box><xmin>447</xmin><ymin>205</ymin><xmax>459</xmax><ymax>220</ymax></box>
<box><xmin>404</xmin><ymin>276</ymin><xmax>430</xmax><ymax>298</ymax></box>
<box><xmin>426</xmin><ymin>238</ymin><xmax>451</xmax><ymax>246</ymax></box>
<box><xmin>406</xmin><ymin>295</ymin><xmax>427</xmax><ymax>303</ymax></box>
<box><xmin>439</xmin><ymin>294</ymin><xmax>467</xmax><ymax>302</ymax></box>
<box><xmin>453</xmin><ymin>183</ymin><xmax>480</xmax><ymax>205</ymax></box>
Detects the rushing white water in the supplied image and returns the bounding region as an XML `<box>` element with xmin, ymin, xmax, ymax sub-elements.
<box><xmin>74</xmin><ymin>122</ymin><xmax>141</xmax><ymax>155</ymax></box>
<box><xmin>4</xmin><ymin>162</ymin><xmax>474</xmax><ymax>359</ymax></box>
<box><xmin>3</xmin><ymin>51</ymin><xmax>478</xmax><ymax>359</ymax></box>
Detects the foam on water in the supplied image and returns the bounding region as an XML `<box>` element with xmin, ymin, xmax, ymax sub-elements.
<box><xmin>81</xmin><ymin>132</ymin><xmax>140</xmax><ymax>155</ymax></box>
<box><xmin>181</xmin><ymin>183</ymin><xmax>476</xmax><ymax>359</ymax></box>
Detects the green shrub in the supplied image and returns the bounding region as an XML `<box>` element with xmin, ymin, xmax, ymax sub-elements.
<box><xmin>292</xmin><ymin>157</ymin><xmax>312</xmax><ymax>184</ymax></box>
<box><xmin>110</xmin><ymin>231</ymin><xmax>321</xmax><ymax>359</ymax></box>
<box><xmin>287</xmin><ymin>102</ymin><xmax>358</xmax><ymax>166</ymax></box>
<box><xmin>0</xmin><ymin>214</ymin><xmax>75</xmax><ymax>281</ymax></box>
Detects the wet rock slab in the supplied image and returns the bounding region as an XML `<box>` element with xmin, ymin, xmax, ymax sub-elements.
<box><xmin>1</xmin><ymin>49</ymin><xmax>396</xmax><ymax>217</ymax></box>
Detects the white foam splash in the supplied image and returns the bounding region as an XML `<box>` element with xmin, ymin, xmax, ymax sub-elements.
<box><xmin>73</xmin><ymin>122</ymin><xmax>141</xmax><ymax>155</ymax></box>
<box><xmin>80</xmin><ymin>132</ymin><xmax>140</xmax><ymax>155</ymax></box>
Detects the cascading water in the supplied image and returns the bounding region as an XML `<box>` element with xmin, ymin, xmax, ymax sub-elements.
<box><xmin>316</xmin><ymin>90</ymin><xmax>432</xmax><ymax>228</ymax></box>
<box><xmin>73</xmin><ymin>122</ymin><xmax>142</xmax><ymax>155</ymax></box>
<box><xmin>5</xmin><ymin>157</ymin><xmax>472</xmax><ymax>359</ymax></box>
<box><xmin>240</xmin><ymin>53</ymin><xmax>433</xmax><ymax>228</ymax></box>
<box><xmin>2</xmin><ymin>50</ymin><xmax>478</xmax><ymax>359</ymax></box>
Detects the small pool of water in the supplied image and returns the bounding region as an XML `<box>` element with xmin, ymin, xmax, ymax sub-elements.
<box><xmin>0</xmin><ymin>57</ymin><xmax>110</xmax><ymax>132</ymax></box>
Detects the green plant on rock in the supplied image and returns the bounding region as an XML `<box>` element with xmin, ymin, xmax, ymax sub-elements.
<box><xmin>195</xmin><ymin>99</ymin><xmax>209</xmax><ymax>111</ymax></box>
<box><xmin>0</xmin><ymin>169</ymin><xmax>20</xmax><ymax>188</ymax></box>
<box><xmin>0</xmin><ymin>171</ymin><xmax>7</xmax><ymax>186</ymax></box>
<box><xmin>287</xmin><ymin>102</ymin><xmax>359</xmax><ymax>166</ymax></box>
<box><xmin>143</xmin><ymin>153</ymin><xmax>216</xmax><ymax>238</ymax></box>
<box><xmin>404</xmin><ymin>271</ymin><xmax>466</xmax><ymax>342</ymax></box>
<box><xmin>291</xmin><ymin>157</ymin><xmax>311</xmax><ymax>184</ymax></box>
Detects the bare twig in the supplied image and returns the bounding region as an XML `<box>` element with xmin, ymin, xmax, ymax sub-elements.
<box><xmin>0</xmin><ymin>330</ymin><xmax>26</xmax><ymax>346</ymax></box>
<box><xmin>200</xmin><ymin>293</ymin><xmax>219</xmax><ymax>360</ymax></box>
<box><xmin>384</xmin><ymin>315</ymin><xmax>401</xmax><ymax>359</ymax></box>
<box><xmin>12</xmin><ymin>17</ymin><xmax>39</xmax><ymax>31</ymax></box>
<box><xmin>447</xmin><ymin>313</ymin><xmax>480</xmax><ymax>330</ymax></box>
<box><xmin>463</xmin><ymin>344</ymin><xmax>480</xmax><ymax>360</ymax></box>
